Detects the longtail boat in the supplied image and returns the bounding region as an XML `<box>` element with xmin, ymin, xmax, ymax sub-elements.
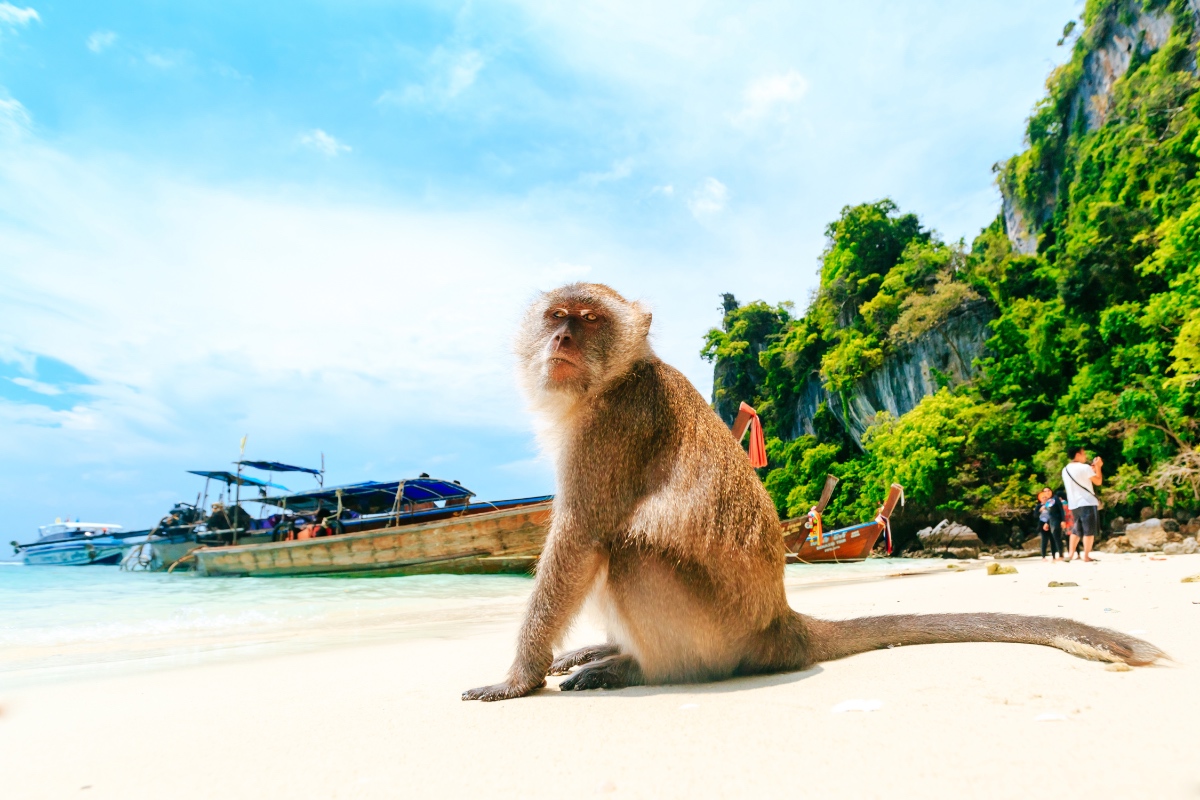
<box><xmin>183</xmin><ymin>477</ymin><xmax>551</xmax><ymax>577</ymax></box>
<box><xmin>729</xmin><ymin>404</ymin><xmax>904</xmax><ymax>563</ymax></box>
<box><xmin>781</xmin><ymin>481</ymin><xmax>904</xmax><ymax>563</ymax></box>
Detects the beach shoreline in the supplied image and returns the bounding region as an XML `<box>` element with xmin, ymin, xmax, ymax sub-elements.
<box><xmin>1</xmin><ymin>553</ymin><xmax>1197</xmax><ymax>798</ymax></box>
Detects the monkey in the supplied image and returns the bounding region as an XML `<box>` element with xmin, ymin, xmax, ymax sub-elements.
<box><xmin>462</xmin><ymin>283</ymin><xmax>1164</xmax><ymax>701</ymax></box>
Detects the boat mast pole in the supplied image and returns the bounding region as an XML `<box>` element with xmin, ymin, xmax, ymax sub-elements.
<box><xmin>234</xmin><ymin>435</ymin><xmax>246</xmax><ymax>545</ymax></box>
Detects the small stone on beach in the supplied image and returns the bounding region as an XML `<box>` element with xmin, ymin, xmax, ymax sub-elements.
<box><xmin>1106</xmin><ymin>662</ymin><xmax>1132</xmax><ymax>672</ymax></box>
<box><xmin>1181</xmin><ymin>574</ymin><xmax>1200</xmax><ymax>583</ymax></box>
<box><xmin>987</xmin><ymin>562</ymin><xmax>1017</xmax><ymax>575</ymax></box>
<box><xmin>1047</xmin><ymin>581</ymin><xmax>1077</xmax><ymax>587</ymax></box>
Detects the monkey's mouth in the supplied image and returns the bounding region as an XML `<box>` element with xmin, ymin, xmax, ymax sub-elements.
<box><xmin>546</xmin><ymin>355</ymin><xmax>581</xmax><ymax>380</ymax></box>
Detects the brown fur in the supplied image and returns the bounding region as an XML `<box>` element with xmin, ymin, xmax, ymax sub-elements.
<box><xmin>462</xmin><ymin>283</ymin><xmax>1165</xmax><ymax>701</ymax></box>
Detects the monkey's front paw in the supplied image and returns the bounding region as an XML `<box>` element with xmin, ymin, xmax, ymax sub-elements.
<box><xmin>548</xmin><ymin>644</ymin><xmax>620</xmax><ymax>675</ymax></box>
<box><xmin>461</xmin><ymin>678</ymin><xmax>546</xmax><ymax>702</ymax></box>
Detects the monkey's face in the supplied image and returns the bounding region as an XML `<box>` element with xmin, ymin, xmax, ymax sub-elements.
<box><xmin>539</xmin><ymin>300</ymin><xmax>611</xmax><ymax>390</ymax></box>
<box><xmin>516</xmin><ymin>283</ymin><xmax>653</xmax><ymax>401</ymax></box>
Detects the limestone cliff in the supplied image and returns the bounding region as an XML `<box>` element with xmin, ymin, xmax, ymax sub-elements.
<box><xmin>792</xmin><ymin>300</ymin><xmax>995</xmax><ymax>447</ymax></box>
<box><xmin>1001</xmin><ymin>1</ymin><xmax>1181</xmax><ymax>254</ymax></box>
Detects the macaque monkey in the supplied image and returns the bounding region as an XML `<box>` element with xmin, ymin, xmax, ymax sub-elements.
<box><xmin>463</xmin><ymin>283</ymin><xmax>1163</xmax><ymax>701</ymax></box>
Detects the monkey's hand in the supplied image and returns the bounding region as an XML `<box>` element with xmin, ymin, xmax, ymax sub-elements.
<box><xmin>461</xmin><ymin>677</ymin><xmax>546</xmax><ymax>702</ymax></box>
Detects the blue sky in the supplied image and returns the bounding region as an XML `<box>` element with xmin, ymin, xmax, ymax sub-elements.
<box><xmin>0</xmin><ymin>0</ymin><xmax>1080</xmax><ymax>543</ymax></box>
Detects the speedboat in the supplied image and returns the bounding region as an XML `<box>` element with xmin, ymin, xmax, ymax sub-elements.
<box><xmin>11</xmin><ymin>521</ymin><xmax>150</xmax><ymax>566</ymax></box>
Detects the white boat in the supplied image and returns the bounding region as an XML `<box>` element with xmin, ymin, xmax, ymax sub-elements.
<box><xmin>11</xmin><ymin>522</ymin><xmax>150</xmax><ymax>566</ymax></box>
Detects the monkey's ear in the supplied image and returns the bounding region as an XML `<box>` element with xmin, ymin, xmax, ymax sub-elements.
<box><xmin>632</xmin><ymin>302</ymin><xmax>652</xmax><ymax>338</ymax></box>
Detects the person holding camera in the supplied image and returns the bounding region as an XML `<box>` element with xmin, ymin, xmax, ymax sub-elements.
<box><xmin>1062</xmin><ymin>445</ymin><xmax>1103</xmax><ymax>562</ymax></box>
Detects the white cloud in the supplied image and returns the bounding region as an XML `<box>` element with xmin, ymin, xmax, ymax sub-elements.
<box><xmin>733</xmin><ymin>70</ymin><xmax>810</xmax><ymax>128</ymax></box>
<box><xmin>0</xmin><ymin>3</ymin><xmax>38</xmax><ymax>26</ymax></box>
<box><xmin>687</xmin><ymin>177</ymin><xmax>728</xmax><ymax>218</ymax></box>
<box><xmin>581</xmin><ymin>158</ymin><xmax>633</xmax><ymax>186</ymax></box>
<box><xmin>144</xmin><ymin>49</ymin><xmax>189</xmax><ymax>70</ymax></box>
<box><xmin>87</xmin><ymin>30</ymin><xmax>117</xmax><ymax>54</ymax></box>
<box><xmin>213</xmin><ymin>62</ymin><xmax>248</xmax><ymax>81</ymax></box>
<box><xmin>652</xmin><ymin>184</ymin><xmax>675</xmax><ymax>197</ymax></box>
<box><xmin>378</xmin><ymin>48</ymin><xmax>486</xmax><ymax>108</ymax></box>
<box><xmin>10</xmin><ymin>376</ymin><xmax>63</xmax><ymax>395</ymax></box>
<box><xmin>299</xmin><ymin>129</ymin><xmax>351</xmax><ymax>157</ymax></box>
<box><xmin>446</xmin><ymin>50</ymin><xmax>484</xmax><ymax>98</ymax></box>
<box><xmin>0</xmin><ymin>95</ymin><xmax>31</xmax><ymax>136</ymax></box>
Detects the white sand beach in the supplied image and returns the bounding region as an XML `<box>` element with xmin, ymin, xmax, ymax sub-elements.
<box><xmin>2</xmin><ymin>553</ymin><xmax>1198</xmax><ymax>799</ymax></box>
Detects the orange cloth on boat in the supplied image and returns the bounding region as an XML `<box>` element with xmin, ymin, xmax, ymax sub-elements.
<box><xmin>747</xmin><ymin>410</ymin><xmax>767</xmax><ymax>469</ymax></box>
<box><xmin>732</xmin><ymin>401</ymin><xmax>768</xmax><ymax>469</ymax></box>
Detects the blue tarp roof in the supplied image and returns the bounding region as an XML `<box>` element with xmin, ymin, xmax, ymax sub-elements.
<box><xmin>261</xmin><ymin>478</ymin><xmax>474</xmax><ymax>515</ymax></box>
<box><xmin>187</xmin><ymin>470</ymin><xmax>289</xmax><ymax>490</ymax></box>
<box><xmin>238</xmin><ymin>460</ymin><xmax>322</xmax><ymax>476</ymax></box>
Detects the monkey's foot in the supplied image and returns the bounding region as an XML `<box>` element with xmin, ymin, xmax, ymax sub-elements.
<box><xmin>461</xmin><ymin>678</ymin><xmax>546</xmax><ymax>702</ymax></box>
<box><xmin>548</xmin><ymin>644</ymin><xmax>620</xmax><ymax>675</ymax></box>
<box><xmin>558</xmin><ymin>655</ymin><xmax>643</xmax><ymax>692</ymax></box>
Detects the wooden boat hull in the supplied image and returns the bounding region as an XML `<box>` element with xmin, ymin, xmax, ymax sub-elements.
<box><xmin>781</xmin><ymin>519</ymin><xmax>883</xmax><ymax>563</ymax></box>
<box><xmin>192</xmin><ymin>501</ymin><xmax>552</xmax><ymax>577</ymax></box>
<box><xmin>780</xmin><ymin>483</ymin><xmax>904</xmax><ymax>564</ymax></box>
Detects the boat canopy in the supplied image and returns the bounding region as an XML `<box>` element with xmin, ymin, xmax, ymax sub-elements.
<box><xmin>237</xmin><ymin>460</ymin><xmax>322</xmax><ymax>476</ymax></box>
<box><xmin>37</xmin><ymin>522</ymin><xmax>124</xmax><ymax>536</ymax></box>
<box><xmin>187</xmin><ymin>470</ymin><xmax>289</xmax><ymax>490</ymax></box>
<box><xmin>261</xmin><ymin>478</ymin><xmax>474</xmax><ymax>515</ymax></box>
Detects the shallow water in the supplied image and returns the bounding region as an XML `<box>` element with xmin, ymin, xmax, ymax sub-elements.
<box><xmin>0</xmin><ymin>558</ymin><xmax>941</xmax><ymax>687</ymax></box>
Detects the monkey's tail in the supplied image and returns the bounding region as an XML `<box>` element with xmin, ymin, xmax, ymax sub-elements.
<box><xmin>804</xmin><ymin>613</ymin><xmax>1166</xmax><ymax>667</ymax></box>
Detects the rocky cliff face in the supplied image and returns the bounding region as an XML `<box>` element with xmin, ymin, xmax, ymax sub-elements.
<box><xmin>792</xmin><ymin>300</ymin><xmax>995</xmax><ymax>447</ymax></box>
<box><xmin>1001</xmin><ymin>1</ymin><xmax>1180</xmax><ymax>254</ymax></box>
<box><xmin>1075</xmin><ymin>8</ymin><xmax>1174</xmax><ymax>131</ymax></box>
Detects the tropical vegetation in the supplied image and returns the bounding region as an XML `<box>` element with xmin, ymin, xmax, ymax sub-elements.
<box><xmin>704</xmin><ymin>0</ymin><xmax>1200</xmax><ymax>545</ymax></box>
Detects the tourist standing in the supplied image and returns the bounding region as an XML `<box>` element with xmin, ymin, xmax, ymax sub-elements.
<box><xmin>1037</xmin><ymin>487</ymin><xmax>1064</xmax><ymax>561</ymax></box>
<box><xmin>1062</xmin><ymin>446</ymin><xmax>1103</xmax><ymax>562</ymax></box>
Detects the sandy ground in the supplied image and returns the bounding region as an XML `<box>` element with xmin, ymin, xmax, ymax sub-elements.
<box><xmin>1</xmin><ymin>553</ymin><xmax>1198</xmax><ymax>799</ymax></box>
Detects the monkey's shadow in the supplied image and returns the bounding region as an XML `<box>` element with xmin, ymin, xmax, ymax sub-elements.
<box><xmin>541</xmin><ymin>666</ymin><xmax>824</xmax><ymax>699</ymax></box>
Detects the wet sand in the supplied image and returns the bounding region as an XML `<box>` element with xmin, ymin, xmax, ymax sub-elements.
<box><xmin>1</xmin><ymin>553</ymin><xmax>1197</xmax><ymax>798</ymax></box>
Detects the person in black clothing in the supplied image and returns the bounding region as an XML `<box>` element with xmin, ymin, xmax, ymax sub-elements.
<box><xmin>1036</xmin><ymin>486</ymin><xmax>1065</xmax><ymax>561</ymax></box>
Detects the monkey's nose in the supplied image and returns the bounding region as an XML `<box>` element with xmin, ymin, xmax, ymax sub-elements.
<box><xmin>553</xmin><ymin>331</ymin><xmax>572</xmax><ymax>348</ymax></box>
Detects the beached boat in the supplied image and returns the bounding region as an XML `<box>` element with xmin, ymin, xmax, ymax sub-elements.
<box><xmin>12</xmin><ymin>522</ymin><xmax>151</xmax><ymax>566</ymax></box>
<box><xmin>177</xmin><ymin>477</ymin><xmax>552</xmax><ymax>577</ymax></box>
<box><xmin>781</xmin><ymin>481</ymin><xmax>905</xmax><ymax>563</ymax></box>
<box><xmin>122</xmin><ymin>460</ymin><xmax>319</xmax><ymax>571</ymax></box>
<box><xmin>728</xmin><ymin>404</ymin><xmax>905</xmax><ymax>563</ymax></box>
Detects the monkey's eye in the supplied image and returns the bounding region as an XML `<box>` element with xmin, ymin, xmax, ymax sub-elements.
<box><xmin>551</xmin><ymin>309</ymin><xmax>568</xmax><ymax>319</ymax></box>
<box><xmin>582</xmin><ymin>312</ymin><xmax>598</xmax><ymax>322</ymax></box>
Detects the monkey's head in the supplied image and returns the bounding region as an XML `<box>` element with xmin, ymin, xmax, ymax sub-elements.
<box><xmin>516</xmin><ymin>282</ymin><xmax>653</xmax><ymax>404</ymax></box>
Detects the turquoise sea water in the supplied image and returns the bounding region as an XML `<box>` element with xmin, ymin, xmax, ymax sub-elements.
<box><xmin>0</xmin><ymin>559</ymin><xmax>938</xmax><ymax>688</ymax></box>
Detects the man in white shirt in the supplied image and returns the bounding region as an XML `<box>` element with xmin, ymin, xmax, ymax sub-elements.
<box><xmin>1061</xmin><ymin>445</ymin><xmax>1103</xmax><ymax>562</ymax></box>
